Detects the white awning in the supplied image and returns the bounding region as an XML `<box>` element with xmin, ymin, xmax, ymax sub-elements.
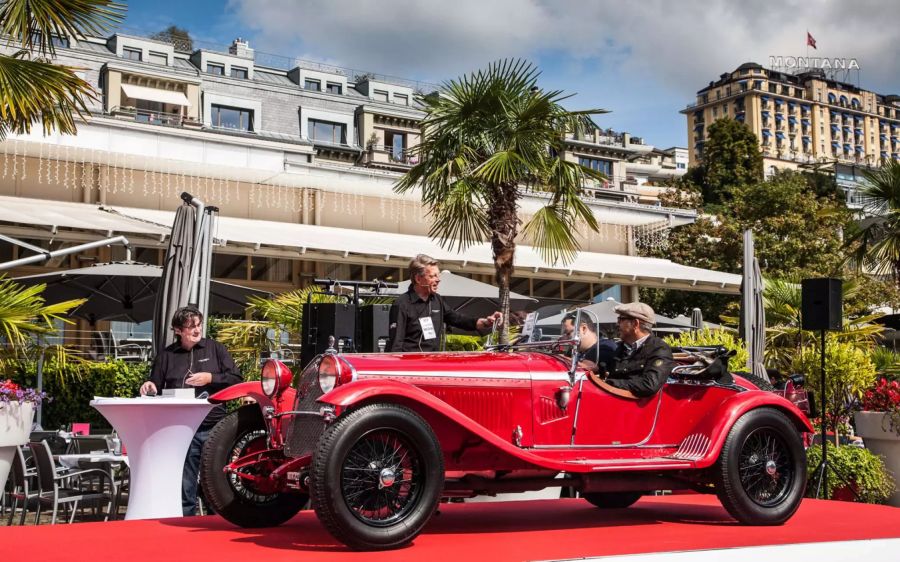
<box><xmin>121</xmin><ymin>84</ymin><xmax>191</xmax><ymax>107</ymax></box>
<box><xmin>111</xmin><ymin>205</ymin><xmax>741</xmax><ymax>294</ymax></box>
<box><xmin>0</xmin><ymin>196</ymin><xmax>169</xmax><ymax>237</ymax></box>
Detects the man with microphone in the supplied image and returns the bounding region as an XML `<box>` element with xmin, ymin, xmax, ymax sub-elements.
<box><xmin>388</xmin><ymin>254</ymin><xmax>502</xmax><ymax>352</ymax></box>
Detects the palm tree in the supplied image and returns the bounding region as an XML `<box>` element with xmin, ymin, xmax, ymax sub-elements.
<box><xmin>0</xmin><ymin>0</ymin><xmax>124</xmax><ymax>138</ymax></box>
<box><xmin>761</xmin><ymin>277</ymin><xmax>884</xmax><ymax>372</ymax></box>
<box><xmin>845</xmin><ymin>160</ymin><xmax>900</xmax><ymax>284</ymax></box>
<box><xmin>395</xmin><ymin>60</ymin><xmax>607</xmax><ymax>343</ymax></box>
<box><xmin>0</xmin><ymin>275</ymin><xmax>84</xmax><ymax>373</ymax></box>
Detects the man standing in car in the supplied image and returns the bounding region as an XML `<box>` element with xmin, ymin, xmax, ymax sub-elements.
<box><xmin>592</xmin><ymin>302</ymin><xmax>673</xmax><ymax>399</ymax></box>
<box><xmin>389</xmin><ymin>254</ymin><xmax>502</xmax><ymax>352</ymax></box>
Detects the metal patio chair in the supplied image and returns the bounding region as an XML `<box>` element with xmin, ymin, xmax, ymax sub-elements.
<box><xmin>28</xmin><ymin>441</ymin><xmax>117</xmax><ymax>524</ymax></box>
<box><xmin>5</xmin><ymin>446</ymin><xmax>40</xmax><ymax>526</ymax></box>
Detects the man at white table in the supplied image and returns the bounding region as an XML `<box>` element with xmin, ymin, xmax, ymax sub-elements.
<box><xmin>140</xmin><ymin>306</ymin><xmax>241</xmax><ymax>516</ymax></box>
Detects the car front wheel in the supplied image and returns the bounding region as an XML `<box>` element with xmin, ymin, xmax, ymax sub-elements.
<box><xmin>200</xmin><ymin>405</ymin><xmax>307</xmax><ymax>527</ymax></box>
<box><xmin>715</xmin><ymin>407</ymin><xmax>806</xmax><ymax>525</ymax></box>
<box><xmin>310</xmin><ymin>403</ymin><xmax>444</xmax><ymax>550</ymax></box>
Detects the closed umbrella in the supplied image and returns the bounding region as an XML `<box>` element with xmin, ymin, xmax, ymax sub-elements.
<box><xmin>691</xmin><ymin>308</ymin><xmax>703</xmax><ymax>333</ymax></box>
<box><xmin>153</xmin><ymin>203</ymin><xmax>196</xmax><ymax>357</ymax></box>
<box><xmin>742</xmin><ymin>230</ymin><xmax>768</xmax><ymax>382</ymax></box>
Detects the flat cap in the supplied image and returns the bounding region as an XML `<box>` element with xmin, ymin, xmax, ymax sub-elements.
<box><xmin>614</xmin><ymin>302</ymin><xmax>656</xmax><ymax>325</ymax></box>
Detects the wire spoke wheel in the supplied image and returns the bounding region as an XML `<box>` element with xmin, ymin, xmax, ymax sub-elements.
<box><xmin>228</xmin><ymin>429</ymin><xmax>277</xmax><ymax>503</ymax></box>
<box><xmin>341</xmin><ymin>429</ymin><xmax>423</xmax><ymax>526</ymax></box>
<box><xmin>201</xmin><ymin>406</ymin><xmax>307</xmax><ymax>528</ymax></box>
<box><xmin>311</xmin><ymin>403</ymin><xmax>444</xmax><ymax>550</ymax></box>
<box><xmin>737</xmin><ymin>428</ymin><xmax>793</xmax><ymax>507</ymax></box>
<box><xmin>716</xmin><ymin>408</ymin><xmax>806</xmax><ymax>525</ymax></box>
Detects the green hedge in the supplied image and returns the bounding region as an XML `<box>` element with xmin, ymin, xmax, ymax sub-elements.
<box><xmin>445</xmin><ymin>335</ymin><xmax>485</xmax><ymax>351</ymax></box>
<box><xmin>11</xmin><ymin>360</ymin><xmax>149</xmax><ymax>431</ymax></box>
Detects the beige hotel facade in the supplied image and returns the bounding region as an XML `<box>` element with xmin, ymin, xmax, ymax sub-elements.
<box><xmin>684</xmin><ymin>62</ymin><xmax>900</xmax><ymax>207</ymax></box>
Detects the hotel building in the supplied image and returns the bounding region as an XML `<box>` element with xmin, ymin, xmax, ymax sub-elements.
<box><xmin>684</xmin><ymin>62</ymin><xmax>900</xmax><ymax>207</ymax></box>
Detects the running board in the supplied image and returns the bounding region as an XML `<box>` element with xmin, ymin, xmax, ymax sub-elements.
<box><xmin>565</xmin><ymin>457</ymin><xmax>695</xmax><ymax>471</ymax></box>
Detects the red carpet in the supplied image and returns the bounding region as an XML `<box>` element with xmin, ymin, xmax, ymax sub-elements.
<box><xmin>2</xmin><ymin>496</ymin><xmax>899</xmax><ymax>562</ymax></box>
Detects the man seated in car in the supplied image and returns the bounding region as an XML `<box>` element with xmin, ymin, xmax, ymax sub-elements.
<box><xmin>589</xmin><ymin>302</ymin><xmax>674</xmax><ymax>400</ymax></box>
<box><xmin>573</xmin><ymin>315</ymin><xmax>616</xmax><ymax>373</ymax></box>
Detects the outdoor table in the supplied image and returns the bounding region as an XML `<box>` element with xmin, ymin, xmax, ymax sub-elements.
<box><xmin>89</xmin><ymin>397</ymin><xmax>213</xmax><ymax>520</ymax></box>
<box><xmin>56</xmin><ymin>453</ymin><xmax>129</xmax><ymax>470</ymax></box>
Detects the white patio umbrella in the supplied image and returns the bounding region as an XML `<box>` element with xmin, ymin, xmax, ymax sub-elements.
<box><xmin>536</xmin><ymin>299</ymin><xmax>694</xmax><ymax>331</ymax></box>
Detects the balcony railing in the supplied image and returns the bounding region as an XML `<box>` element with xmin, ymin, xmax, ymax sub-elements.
<box><xmin>364</xmin><ymin>144</ymin><xmax>419</xmax><ymax>166</ymax></box>
<box><xmin>110</xmin><ymin>106</ymin><xmax>195</xmax><ymax>128</ymax></box>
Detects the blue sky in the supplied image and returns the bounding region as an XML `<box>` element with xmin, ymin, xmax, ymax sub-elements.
<box><xmin>119</xmin><ymin>0</ymin><xmax>900</xmax><ymax>149</ymax></box>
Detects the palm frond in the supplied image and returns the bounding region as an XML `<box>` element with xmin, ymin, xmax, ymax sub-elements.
<box><xmin>0</xmin><ymin>0</ymin><xmax>124</xmax><ymax>56</ymax></box>
<box><xmin>0</xmin><ymin>53</ymin><xmax>96</xmax><ymax>138</ymax></box>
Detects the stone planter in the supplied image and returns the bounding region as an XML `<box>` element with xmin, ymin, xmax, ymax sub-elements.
<box><xmin>854</xmin><ymin>410</ymin><xmax>900</xmax><ymax>507</ymax></box>
<box><xmin>1</xmin><ymin>401</ymin><xmax>35</xmax><ymax>490</ymax></box>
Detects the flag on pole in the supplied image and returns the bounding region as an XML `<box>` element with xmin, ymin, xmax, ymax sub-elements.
<box><xmin>807</xmin><ymin>32</ymin><xmax>817</xmax><ymax>49</ymax></box>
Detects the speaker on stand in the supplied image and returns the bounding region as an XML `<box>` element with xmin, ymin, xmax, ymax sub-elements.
<box><xmin>800</xmin><ymin>277</ymin><xmax>848</xmax><ymax>499</ymax></box>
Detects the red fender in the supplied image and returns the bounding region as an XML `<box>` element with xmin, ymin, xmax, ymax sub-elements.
<box><xmin>319</xmin><ymin>379</ymin><xmax>577</xmax><ymax>472</ymax></box>
<box><xmin>209</xmin><ymin>381</ymin><xmax>297</xmax><ymax>413</ymax></box>
<box><xmin>691</xmin><ymin>390</ymin><xmax>813</xmax><ymax>469</ymax></box>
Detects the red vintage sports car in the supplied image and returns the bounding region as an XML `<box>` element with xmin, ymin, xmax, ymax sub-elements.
<box><xmin>199</xmin><ymin>316</ymin><xmax>813</xmax><ymax>551</ymax></box>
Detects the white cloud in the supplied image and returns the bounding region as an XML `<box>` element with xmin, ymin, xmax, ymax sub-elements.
<box><xmin>228</xmin><ymin>0</ymin><xmax>898</xmax><ymax>88</ymax></box>
<box><xmin>225</xmin><ymin>0</ymin><xmax>900</xmax><ymax>145</ymax></box>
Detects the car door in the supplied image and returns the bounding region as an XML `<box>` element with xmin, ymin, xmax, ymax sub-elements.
<box><xmin>571</xmin><ymin>370</ymin><xmax>663</xmax><ymax>446</ymax></box>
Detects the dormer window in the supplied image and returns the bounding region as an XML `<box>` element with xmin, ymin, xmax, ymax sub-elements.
<box><xmin>304</xmin><ymin>79</ymin><xmax>321</xmax><ymax>91</ymax></box>
<box><xmin>148</xmin><ymin>51</ymin><xmax>168</xmax><ymax>65</ymax></box>
<box><xmin>207</xmin><ymin>63</ymin><xmax>224</xmax><ymax>76</ymax></box>
<box><xmin>373</xmin><ymin>90</ymin><xmax>389</xmax><ymax>102</ymax></box>
<box><xmin>326</xmin><ymin>82</ymin><xmax>342</xmax><ymax>94</ymax></box>
<box><xmin>231</xmin><ymin>66</ymin><xmax>248</xmax><ymax>79</ymax></box>
<box><xmin>394</xmin><ymin>93</ymin><xmax>408</xmax><ymax>106</ymax></box>
<box><xmin>122</xmin><ymin>47</ymin><xmax>142</xmax><ymax>61</ymax></box>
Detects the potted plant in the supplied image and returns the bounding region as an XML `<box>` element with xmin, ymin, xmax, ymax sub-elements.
<box><xmin>805</xmin><ymin>443</ymin><xmax>894</xmax><ymax>504</ymax></box>
<box><xmin>854</xmin><ymin>377</ymin><xmax>900</xmax><ymax>506</ymax></box>
<box><xmin>0</xmin><ymin>379</ymin><xmax>46</xmax><ymax>489</ymax></box>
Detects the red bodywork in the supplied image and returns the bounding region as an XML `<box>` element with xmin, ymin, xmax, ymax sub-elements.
<box><xmin>211</xmin><ymin>349</ymin><xmax>812</xmax><ymax>497</ymax></box>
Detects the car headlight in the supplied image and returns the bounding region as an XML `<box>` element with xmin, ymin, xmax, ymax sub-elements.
<box><xmin>260</xmin><ymin>359</ymin><xmax>291</xmax><ymax>398</ymax></box>
<box><xmin>318</xmin><ymin>355</ymin><xmax>341</xmax><ymax>393</ymax></box>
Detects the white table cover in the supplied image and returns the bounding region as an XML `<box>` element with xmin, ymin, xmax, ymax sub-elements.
<box><xmin>90</xmin><ymin>397</ymin><xmax>213</xmax><ymax>520</ymax></box>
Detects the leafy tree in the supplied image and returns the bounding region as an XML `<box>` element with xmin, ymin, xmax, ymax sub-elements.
<box><xmin>396</xmin><ymin>60</ymin><xmax>607</xmax><ymax>343</ymax></box>
<box><xmin>0</xmin><ymin>0</ymin><xmax>124</xmax><ymax>138</ymax></box>
<box><xmin>149</xmin><ymin>24</ymin><xmax>193</xmax><ymax>52</ymax></box>
<box><xmin>697</xmin><ymin>117</ymin><xmax>763</xmax><ymax>207</ymax></box>
<box><xmin>845</xmin><ymin>160</ymin><xmax>900</xmax><ymax>284</ymax></box>
<box><xmin>723</xmin><ymin>170</ymin><xmax>849</xmax><ymax>279</ymax></box>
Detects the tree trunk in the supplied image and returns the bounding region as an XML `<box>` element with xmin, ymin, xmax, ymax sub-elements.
<box><xmin>489</xmin><ymin>184</ymin><xmax>519</xmax><ymax>345</ymax></box>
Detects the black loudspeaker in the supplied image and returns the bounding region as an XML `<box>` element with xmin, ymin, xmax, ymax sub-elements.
<box><xmin>358</xmin><ymin>304</ymin><xmax>392</xmax><ymax>352</ymax></box>
<box><xmin>301</xmin><ymin>302</ymin><xmax>357</xmax><ymax>367</ymax></box>
<box><xmin>801</xmin><ymin>278</ymin><xmax>842</xmax><ymax>331</ymax></box>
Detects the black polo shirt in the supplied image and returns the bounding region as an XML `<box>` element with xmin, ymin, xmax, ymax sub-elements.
<box><xmin>388</xmin><ymin>288</ymin><xmax>479</xmax><ymax>352</ymax></box>
<box><xmin>148</xmin><ymin>338</ymin><xmax>242</xmax><ymax>429</ymax></box>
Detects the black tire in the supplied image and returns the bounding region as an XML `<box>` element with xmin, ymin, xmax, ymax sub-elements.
<box><xmin>715</xmin><ymin>407</ymin><xmax>806</xmax><ymax>525</ymax></box>
<box><xmin>200</xmin><ymin>405</ymin><xmax>307</xmax><ymax>528</ymax></box>
<box><xmin>582</xmin><ymin>491</ymin><xmax>642</xmax><ymax>509</ymax></box>
<box><xmin>737</xmin><ymin>372</ymin><xmax>776</xmax><ymax>391</ymax></box>
<box><xmin>310</xmin><ymin>403</ymin><xmax>444</xmax><ymax>551</ymax></box>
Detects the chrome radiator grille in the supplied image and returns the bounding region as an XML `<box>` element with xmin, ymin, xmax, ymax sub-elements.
<box><xmin>284</xmin><ymin>360</ymin><xmax>326</xmax><ymax>458</ymax></box>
